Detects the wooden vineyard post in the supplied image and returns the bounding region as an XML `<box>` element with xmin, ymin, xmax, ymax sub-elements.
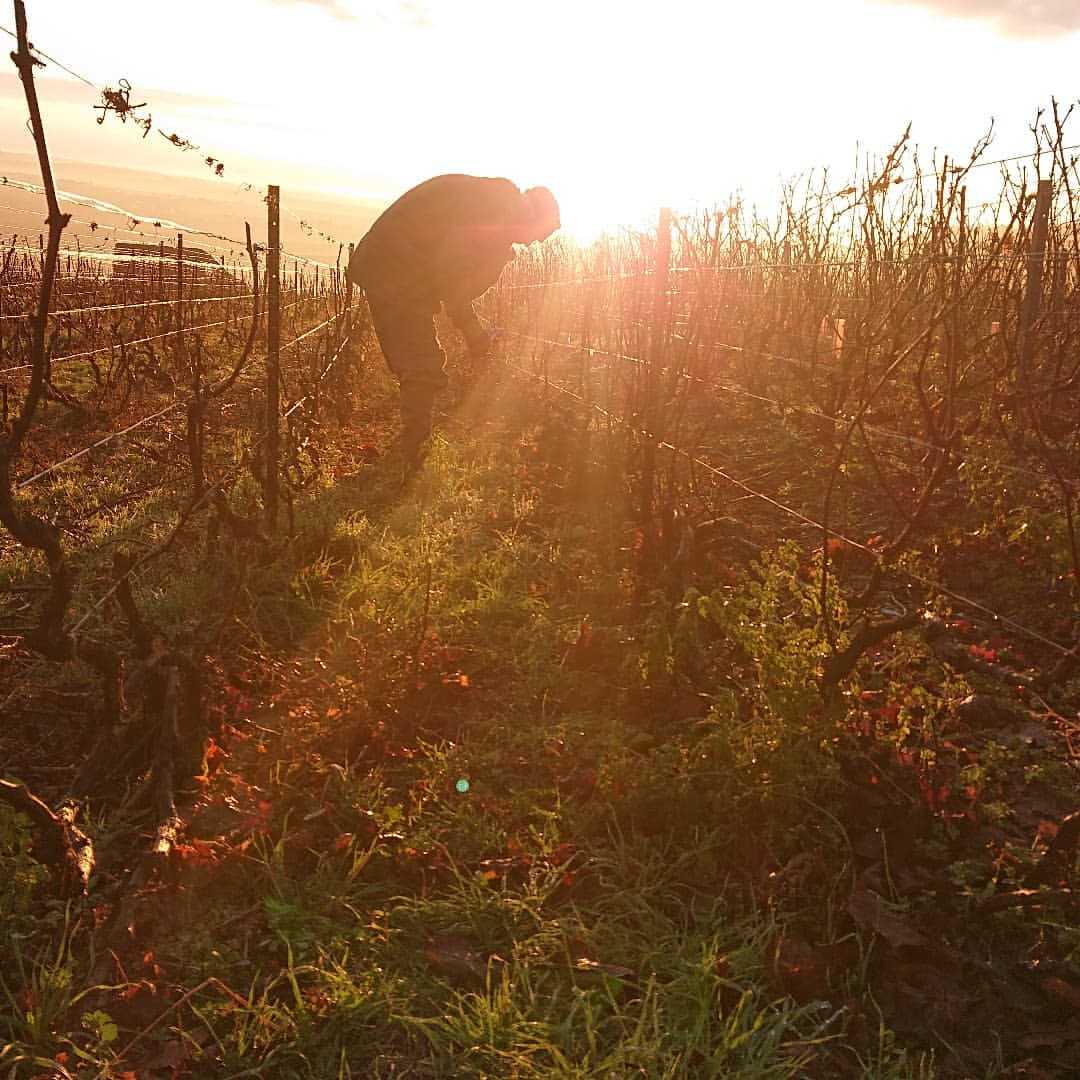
<box><xmin>177</xmin><ymin>233</ymin><xmax>199</xmax><ymax>501</ymax></box>
<box><xmin>781</xmin><ymin>238</ymin><xmax>792</xmax><ymax>352</ymax></box>
<box><xmin>174</xmin><ymin>234</ymin><xmax>187</xmax><ymax>396</ymax></box>
<box><xmin>947</xmin><ymin>185</ymin><xmax>967</xmax><ymax>436</ymax></box>
<box><xmin>494</xmin><ymin>276</ymin><xmax>504</xmax><ymax>349</ymax></box>
<box><xmin>334</xmin><ymin>241</ymin><xmax>355</xmax><ymax>421</ymax></box>
<box><xmin>581</xmin><ymin>261</ymin><xmax>593</xmax><ymax>403</ymax></box>
<box><xmin>0</xmin><ymin>251</ymin><xmax>5</xmax><ymax>425</ymax></box>
<box><xmin>1019</xmin><ymin>178</ymin><xmax>1052</xmax><ymax>388</ymax></box>
<box><xmin>265</xmin><ymin>184</ymin><xmax>281</xmax><ymax>531</ymax></box>
<box><xmin>831</xmin><ymin>317</ymin><xmax>846</xmax><ymax>361</ymax></box>
<box><xmin>638</xmin><ymin>207</ymin><xmax>672</xmax><ymax>551</ymax></box>
<box><xmin>345</xmin><ymin>243</ymin><xmax>354</xmax><ymax>336</ymax></box>
<box><xmin>1050</xmin><ymin>250</ymin><xmax>1067</xmax><ymax>339</ymax></box>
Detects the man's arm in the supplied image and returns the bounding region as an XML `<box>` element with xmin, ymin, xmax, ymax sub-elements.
<box><xmin>445</xmin><ymin>297</ymin><xmax>489</xmax><ymax>354</ymax></box>
<box><xmin>439</xmin><ymin>240</ymin><xmax>513</xmax><ymax>354</ymax></box>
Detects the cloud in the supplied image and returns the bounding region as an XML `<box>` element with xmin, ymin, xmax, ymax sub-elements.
<box><xmin>878</xmin><ymin>0</ymin><xmax>1080</xmax><ymax>37</ymax></box>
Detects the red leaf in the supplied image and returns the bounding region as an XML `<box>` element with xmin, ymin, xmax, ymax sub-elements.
<box><xmin>553</xmin><ymin>842</ymin><xmax>576</xmax><ymax>864</ymax></box>
<box><xmin>1039</xmin><ymin>819</ymin><xmax>1060</xmax><ymax>840</ymax></box>
<box><xmin>203</xmin><ymin>736</ymin><xmax>229</xmax><ymax>762</ymax></box>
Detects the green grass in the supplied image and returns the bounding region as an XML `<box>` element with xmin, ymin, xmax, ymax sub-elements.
<box><xmin>3</xmin><ymin>337</ymin><xmax>1076</xmax><ymax>1078</ymax></box>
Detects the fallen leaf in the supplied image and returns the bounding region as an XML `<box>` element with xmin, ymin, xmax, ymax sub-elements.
<box><xmin>1047</xmin><ymin>811</ymin><xmax>1080</xmax><ymax>859</ymax></box>
<box><xmin>1041</xmin><ymin>976</ymin><xmax>1080</xmax><ymax>1011</ymax></box>
<box><xmin>423</xmin><ymin>934</ymin><xmax>495</xmax><ymax>982</ymax></box>
<box><xmin>561</xmin><ymin>617</ymin><xmax>594</xmax><ymax>670</ymax></box>
<box><xmin>572</xmin><ymin>958</ymin><xmax>638</xmax><ymax>984</ymax></box>
<box><xmin>141</xmin><ymin>1037</ymin><xmax>189</xmax><ymax>1074</ymax></box>
<box><xmin>769</xmin><ymin>933</ymin><xmax>832</xmax><ymax>1003</ymax></box>
<box><xmin>671</xmin><ymin>687</ymin><xmax>712</xmax><ymax>719</ymax></box>
<box><xmin>847</xmin><ymin>887</ymin><xmax>929</xmax><ymax>950</ymax></box>
<box><xmin>1038</xmin><ymin>819</ymin><xmax>1059</xmax><ymax>841</ymax></box>
<box><xmin>1020</xmin><ymin>1022</ymin><xmax>1080</xmax><ymax>1050</ymax></box>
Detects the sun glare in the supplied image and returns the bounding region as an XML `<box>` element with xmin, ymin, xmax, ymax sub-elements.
<box><xmin>556</xmin><ymin>185</ymin><xmax>655</xmax><ymax>245</ymax></box>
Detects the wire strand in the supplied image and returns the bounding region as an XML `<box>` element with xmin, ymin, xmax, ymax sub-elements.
<box><xmin>0</xmin><ymin>24</ymin><xmax>96</xmax><ymax>86</ymax></box>
<box><xmin>0</xmin><ymin>294</ymin><xmax>326</xmax><ymax>376</ymax></box>
<box><xmin>0</xmin><ymin>292</ymin><xmax>255</xmax><ymax>321</ymax></box>
<box><xmin>15</xmin><ymin>310</ymin><xmax>346</xmax><ymax>489</ymax></box>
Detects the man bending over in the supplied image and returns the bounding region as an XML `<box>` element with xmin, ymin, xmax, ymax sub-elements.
<box><xmin>346</xmin><ymin>174</ymin><xmax>560</xmax><ymax>468</ymax></box>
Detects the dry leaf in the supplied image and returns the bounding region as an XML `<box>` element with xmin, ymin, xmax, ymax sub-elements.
<box><xmin>572</xmin><ymin>958</ymin><xmax>637</xmax><ymax>983</ymax></box>
<box><xmin>1041</xmin><ymin>976</ymin><xmax>1080</xmax><ymax>1011</ymax></box>
<box><xmin>847</xmin><ymin>887</ymin><xmax>928</xmax><ymax>950</ymax></box>
<box><xmin>423</xmin><ymin>934</ymin><xmax>498</xmax><ymax>982</ymax></box>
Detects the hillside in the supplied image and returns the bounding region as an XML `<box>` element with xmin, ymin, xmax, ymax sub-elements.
<box><xmin>0</xmin><ymin>152</ymin><xmax>385</xmax><ymax>263</ymax></box>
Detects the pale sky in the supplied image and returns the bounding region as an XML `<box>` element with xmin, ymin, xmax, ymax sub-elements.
<box><xmin>1</xmin><ymin>0</ymin><xmax>1078</xmax><ymax>237</ymax></box>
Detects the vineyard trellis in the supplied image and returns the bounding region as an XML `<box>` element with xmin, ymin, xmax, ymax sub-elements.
<box><xmin>0</xmin><ymin>1</ymin><xmax>368</xmax><ymax>888</ymax></box>
<box><xmin>480</xmin><ymin>111</ymin><xmax>1080</xmax><ymax>700</ymax></box>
